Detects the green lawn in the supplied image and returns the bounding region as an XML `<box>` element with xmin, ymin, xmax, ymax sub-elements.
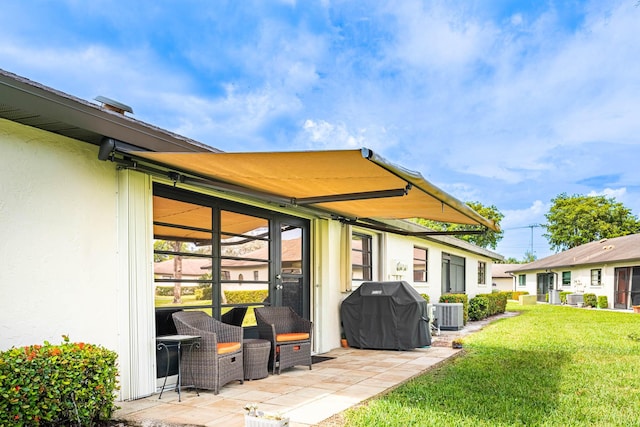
<box><xmin>344</xmin><ymin>303</ymin><xmax>640</xmax><ymax>426</ymax></box>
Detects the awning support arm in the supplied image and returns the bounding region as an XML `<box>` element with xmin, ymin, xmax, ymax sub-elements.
<box><xmin>338</xmin><ymin>217</ymin><xmax>487</xmax><ymax>237</ymax></box>
<box><xmin>294</xmin><ymin>185</ymin><xmax>411</xmax><ymax>205</ymax></box>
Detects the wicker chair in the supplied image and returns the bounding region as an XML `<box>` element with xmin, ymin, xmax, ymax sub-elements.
<box><xmin>254</xmin><ymin>306</ymin><xmax>312</xmax><ymax>374</ymax></box>
<box><xmin>172</xmin><ymin>311</ymin><xmax>244</xmax><ymax>394</ymax></box>
<box><xmin>221</xmin><ymin>306</ymin><xmax>247</xmax><ymax>327</ymax></box>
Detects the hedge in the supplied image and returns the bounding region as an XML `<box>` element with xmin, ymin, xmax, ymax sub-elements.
<box><xmin>597</xmin><ymin>295</ymin><xmax>608</xmax><ymax>309</ymax></box>
<box><xmin>508</xmin><ymin>291</ymin><xmax>529</xmax><ymax>301</ymax></box>
<box><xmin>224</xmin><ymin>290</ymin><xmax>269</xmax><ymax>304</ymax></box>
<box><xmin>0</xmin><ymin>336</ymin><xmax>119</xmax><ymax>426</ymax></box>
<box><xmin>468</xmin><ymin>292</ymin><xmax>509</xmax><ymax>321</ymax></box>
<box><xmin>560</xmin><ymin>291</ymin><xmax>572</xmax><ymax>304</ymax></box>
<box><xmin>583</xmin><ymin>293</ymin><xmax>598</xmax><ymax>308</ymax></box>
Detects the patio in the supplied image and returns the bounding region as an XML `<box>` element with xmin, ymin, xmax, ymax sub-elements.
<box><xmin>114</xmin><ymin>331</ymin><xmax>468</xmax><ymax>427</ymax></box>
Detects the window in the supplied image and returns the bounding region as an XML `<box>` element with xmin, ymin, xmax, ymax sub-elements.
<box><xmin>591</xmin><ymin>269</ymin><xmax>602</xmax><ymax>286</ymax></box>
<box><xmin>518</xmin><ymin>274</ymin><xmax>526</xmax><ymax>287</ymax></box>
<box><xmin>253</xmin><ymin>270</ymin><xmax>259</xmax><ymax>281</ymax></box>
<box><xmin>413</xmin><ymin>247</ymin><xmax>428</xmax><ymax>282</ymax></box>
<box><xmin>562</xmin><ymin>271</ymin><xmax>571</xmax><ymax>287</ymax></box>
<box><xmin>442</xmin><ymin>253</ymin><xmax>465</xmax><ymax>294</ymax></box>
<box><xmin>478</xmin><ymin>261</ymin><xmax>487</xmax><ymax>285</ymax></box>
<box><xmin>221</xmin><ymin>270</ymin><xmax>230</xmax><ymax>281</ymax></box>
<box><xmin>352</xmin><ymin>233</ymin><xmax>372</xmax><ymax>281</ymax></box>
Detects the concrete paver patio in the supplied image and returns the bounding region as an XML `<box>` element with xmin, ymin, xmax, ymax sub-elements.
<box><xmin>114</xmin><ymin>314</ymin><xmax>513</xmax><ymax>426</ymax></box>
<box><xmin>115</xmin><ymin>345</ymin><xmax>459</xmax><ymax>426</ymax></box>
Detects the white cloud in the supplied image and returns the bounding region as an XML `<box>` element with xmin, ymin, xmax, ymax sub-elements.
<box><xmin>301</xmin><ymin>119</ymin><xmax>365</xmax><ymax>149</ymax></box>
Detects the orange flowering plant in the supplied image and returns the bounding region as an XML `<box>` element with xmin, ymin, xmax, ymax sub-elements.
<box><xmin>0</xmin><ymin>335</ymin><xmax>119</xmax><ymax>426</ymax></box>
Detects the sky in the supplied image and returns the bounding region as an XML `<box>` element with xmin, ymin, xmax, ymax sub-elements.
<box><xmin>2</xmin><ymin>0</ymin><xmax>640</xmax><ymax>261</ymax></box>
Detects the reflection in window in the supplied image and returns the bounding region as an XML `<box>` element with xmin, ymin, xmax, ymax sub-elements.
<box><xmin>518</xmin><ymin>274</ymin><xmax>526</xmax><ymax>287</ymax></box>
<box><xmin>413</xmin><ymin>247</ymin><xmax>428</xmax><ymax>282</ymax></box>
<box><xmin>352</xmin><ymin>233</ymin><xmax>372</xmax><ymax>281</ymax></box>
<box><xmin>478</xmin><ymin>261</ymin><xmax>487</xmax><ymax>285</ymax></box>
<box><xmin>220</xmin><ymin>210</ymin><xmax>270</xmax><ymax>313</ymax></box>
<box><xmin>562</xmin><ymin>271</ymin><xmax>571</xmax><ymax>287</ymax></box>
<box><xmin>153</xmin><ymin>197</ymin><xmax>213</xmax><ymax>309</ymax></box>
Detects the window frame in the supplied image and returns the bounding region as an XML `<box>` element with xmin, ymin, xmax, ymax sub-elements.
<box><xmin>518</xmin><ymin>274</ymin><xmax>526</xmax><ymax>287</ymax></box>
<box><xmin>351</xmin><ymin>232</ymin><xmax>373</xmax><ymax>281</ymax></box>
<box><xmin>412</xmin><ymin>246</ymin><xmax>428</xmax><ymax>283</ymax></box>
<box><xmin>562</xmin><ymin>271</ymin><xmax>571</xmax><ymax>287</ymax></box>
<box><xmin>477</xmin><ymin>261</ymin><xmax>487</xmax><ymax>285</ymax></box>
<box><xmin>590</xmin><ymin>269</ymin><xmax>602</xmax><ymax>286</ymax></box>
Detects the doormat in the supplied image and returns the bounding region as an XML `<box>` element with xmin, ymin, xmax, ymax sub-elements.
<box><xmin>311</xmin><ymin>355</ymin><xmax>335</xmax><ymax>364</ymax></box>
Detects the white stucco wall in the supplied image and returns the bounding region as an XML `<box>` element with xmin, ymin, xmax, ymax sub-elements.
<box><xmin>515</xmin><ymin>262</ymin><xmax>639</xmax><ymax>308</ymax></box>
<box><xmin>0</xmin><ymin>120</ymin><xmax>121</xmax><ymax>351</ymax></box>
<box><xmin>384</xmin><ymin>233</ymin><xmax>494</xmax><ymax>302</ymax></box>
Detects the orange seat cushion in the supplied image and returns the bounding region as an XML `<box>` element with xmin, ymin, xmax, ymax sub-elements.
<box><xmin>217</xmin><ymin>342</ymin><xmax>241</xmax><ymax>354</ymax></box>
<box><xmin>276</xmin><ymin>332</ymin><xmax>310</xmax><ymax>342</ymax></box>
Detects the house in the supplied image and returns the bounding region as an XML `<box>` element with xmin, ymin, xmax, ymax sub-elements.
<box><xmin>491</xmin><ymin>263</ymin><xmax>519</xmax><ymax>291</ymax></box>
<box><xmin>508</xmin><ymin>234</ymin><xmax>640</xmax><ymax>308</ymax></box>
<box><xmin>0</xmin><ymin>69</ymin><xmax>502</xmax><ymax>401</ymax></box>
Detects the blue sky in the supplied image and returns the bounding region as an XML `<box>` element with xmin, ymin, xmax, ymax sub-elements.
<box><xmin>2</xmin><ymin>0</ymin><xmax>640</xmax><ymax>261</ymax></box>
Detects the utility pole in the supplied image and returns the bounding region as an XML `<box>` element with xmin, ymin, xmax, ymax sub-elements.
<box><xmin>526</xmin><ymin>224</ymin><xmax>543</xmax><ymax>255</ymax></box>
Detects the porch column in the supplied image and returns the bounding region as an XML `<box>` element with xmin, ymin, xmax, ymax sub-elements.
<box><xmin>116</xmin><ymin>169</ymin><xmax>155</xmax><ymax>400</ymax></box>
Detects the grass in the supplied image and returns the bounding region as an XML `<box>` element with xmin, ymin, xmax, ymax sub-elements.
<box><xmin>343</xmin><ymin>303</ymin><xmax>640</xmax><ymax>426</ymax></box>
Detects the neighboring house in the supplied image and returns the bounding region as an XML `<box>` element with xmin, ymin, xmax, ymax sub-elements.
<box><xmin>508</xmin><ymin>234</ymin><xmax>640</xmax><ymax>309</ymax></box>
<box><xmin>0</xmin><ymin>69</ymin><xmax>502</xmax><ymax>401</ymax></box>
<box><xmin>491</xmin><ymin>263</ymin><xmax>519</xmax><ymax>291</ymax></box>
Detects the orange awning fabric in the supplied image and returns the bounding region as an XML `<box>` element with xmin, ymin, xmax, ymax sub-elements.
<box><xmin>135</xmin><ymin>148</ymin><xmax>499</xmax><ymax>232</ymax></box>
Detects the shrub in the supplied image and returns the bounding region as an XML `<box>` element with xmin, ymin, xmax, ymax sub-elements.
<box><xmin>155</xmin><ymin>286</ymin><xmax>174</xmax><ymax>296</ymax></box>
<box><xmin>511</xmin><ymin>291</ymin><xmax>529</xmax><ymax>301</ymax></box>
<box><xmin>439</xmin><ymin>294</ymin><xmax>469</xmax><ymax>325</ymax></box>
<box><xmin>597</xmin><ymin>295</ymin><xmax>608</xmax><ymax>309</ymax></box>
<box><xmin>468</xmin><ymin>292</ymin><xmax>509</xmax><ymax>321</ymax></box>
<box><xmin>224</xmin><ymin>290</ymin><xmax>269</xmax><ymax>304</ymax></box>
<box><xmin>560</xmin><ymin>291</ymin><xmax>572</xmax><ymax>304</ymax></box>
<box><xmin>195</xmin><ymin>284</ymin><xmax>212</xmax><ymax>301</ymax></box>
<box><xmin>583</xmin><ymin>293</ymin><xmax>598</xmax><ymax>308</ymax></box>
<box><xmin>0</xmin><ymin>336</ymin><xmax>119</xmax><ymax>426</ymax></box>
<box><xmin>468</xmin><ymin>295</ymin><xmax>489</xmax><ymax>321</ymax></box>
<box><xmin>156</xmin><ymin>286</ymin><xmax>195</xmax><ymax>297</ymax></box>
<box><xmin>420</xmin><ymin>293</ymin><xmax>430</xmax><ymax>303</ymax></box>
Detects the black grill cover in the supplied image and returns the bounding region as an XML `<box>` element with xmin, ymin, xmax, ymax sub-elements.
<box><xmin>340</xmin><ymin>281</ymin><xmax>431</xmax><ymax>350</ymax></box>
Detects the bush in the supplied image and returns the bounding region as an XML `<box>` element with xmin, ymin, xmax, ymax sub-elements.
<box><xmin>468</xmin><ymin>295</ymin><xmax>489</xmax><ymax>321</ymax></box>
<box><xmin>224</xmin><ymin>290</ymin><xmax>269</xmax><ymax>304</ymax></box>
<box><xmin>510</xmin><ymin>291</ymin><xmax>529</xmax><ymax>301</ymax></box>
<box><xmin>156</xmin><ymin>286</ymin><xmax>196</xmax><ymax>297</ymax></box>
<box><xmin>0</xmin><ymin>336</ymin><xmax>119</xmax><ymax>426</ymax></box>
<box><xmin>597</xmin><ymin>295</ymin><xmax>608</xmax><ymax>309</ymax></box>
<box><xmin>439</xmin><ymin>294</ymin><xmax>469</xmax><ymax>325</ymax></box>
<box><xmin>583</xmin><ymin>293</ymin><xmax>598</xmax><ymax>308</ymax></box>
<box><xmin>195</xmin><ymin>284</ymin><xmax>212</xmax><ymax>301</ymax></box>
<box><xmin>420</xmin><ymin>293</ymin><xmax>430</xmax><ymax>303</ymax></box>
<box><xmin>560</xmin><ymin>291</ymin><xmax>572</xmax><ymax>304</ymax></box>
<box><xmin>468</xmin><ymin>292</ymin><xmax>509</xmax><ymax>321</ymax></box>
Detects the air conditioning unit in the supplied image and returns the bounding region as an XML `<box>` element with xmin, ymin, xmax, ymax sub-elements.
<box><xmin>434</xmin><ymin>303</ymin><xmax>464</xmax><ymax>331</ymax></box>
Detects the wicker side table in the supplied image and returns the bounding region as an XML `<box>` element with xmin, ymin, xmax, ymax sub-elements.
<box><xmin>243</xmin><ymin>339</ymin><xmax>271</xmax><ymax>380</ymax></box>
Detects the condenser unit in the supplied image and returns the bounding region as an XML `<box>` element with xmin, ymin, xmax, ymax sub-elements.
<box><xmin>434</xmin><ymin>303</ymin><xmax>464</xmax><ymax>331</ymax></box>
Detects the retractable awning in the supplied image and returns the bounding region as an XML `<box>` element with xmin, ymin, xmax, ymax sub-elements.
<box><xmin>128</xmin><ymin>147</ymin><xmax>499</xmax><ymax>232</ymax></box>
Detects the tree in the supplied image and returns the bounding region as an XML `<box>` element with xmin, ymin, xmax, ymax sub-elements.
<box><xmin>544</xmin><ymin>193</ymin><xmax>640</xmax><ymax>251</ymax></box>
<box><xmin>414</xmin><ymin>201</ymin><xmax>505</xmax><ymax>249</ymax></box>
